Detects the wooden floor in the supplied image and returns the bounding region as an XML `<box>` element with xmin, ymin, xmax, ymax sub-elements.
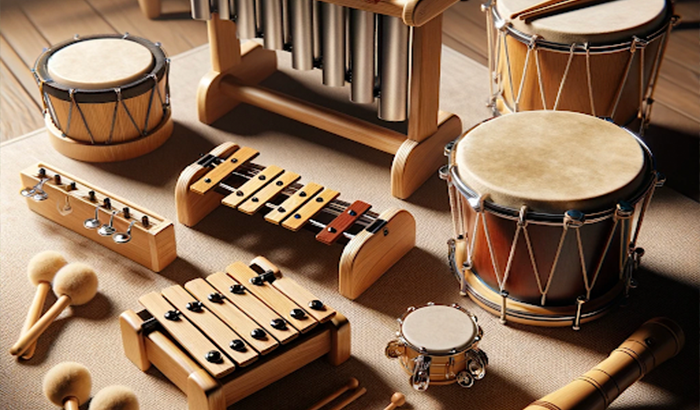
<box><xmin>1</xmin><ymin>0</ymin><xmax>698</xmax><ymax>197</ymax></box>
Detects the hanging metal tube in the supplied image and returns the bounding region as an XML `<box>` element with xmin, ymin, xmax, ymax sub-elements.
<box><xmin>321</xmin><ymin>2</ymin><xmax>346</xmax><ymax>87</ymax></box>
<box><xmin>217</xmin><ymin>0</ymin><xmax>232</xmax><ymax>20</ymax></box>
<box><xmin>290</xmin><ymin>0</ymin><xmax>314</xmax><ymax>70</ymax></box>
<box><xmin>349</xmin><ymin>9</ymin><xmax>375</xmax><ymax>103</ymax></box>
<box><xmin>378</xmin><ymin>15</ymin><xmax>409</xmax><ymax>122</ymax></box>
<box><xmin>262</xmin><ymin>0</ymin><xmax>284</xmax><ymax>49</ymax></box>
<box><xmin>236</xmin><ymin>0</ymin><xmax>257</xmax><ymax>38</ymax></box>
<box><xmin>191</xmin><ymin>0</ymin><xmax>211</xmax><ymax>20</ymax></box>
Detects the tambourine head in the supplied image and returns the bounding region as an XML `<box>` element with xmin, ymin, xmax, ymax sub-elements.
<box><xmin>385</xmin><ymin>340</ymin><xmax>405</xmax><ymax>359</ymax></box>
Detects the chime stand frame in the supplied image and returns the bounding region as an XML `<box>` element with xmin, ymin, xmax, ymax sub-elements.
<box><xmin>197</xmin><ymin>7</ymin><xmax>462</xmax><ymax>199</ymax></box>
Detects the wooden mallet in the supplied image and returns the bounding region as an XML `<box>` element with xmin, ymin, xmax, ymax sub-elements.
<box><xmin>89</xmin><ymin>385</ymin><xmax>140</xmax><ymax>410</ymax></box>
<box><xmin>43</xmin><ymin>362</ymin><xmax>92</xmax><ymax>410</ymax></box>
<box><xmin>383</xmin><ymin>393</ymin><xmax>406</xmax><ymax>410</ymax></box>
<box><xmin>10</xmin><ymin>262</ymin><xmax>98</xmax><ymax>357</ymax></box>
<box><xmin>306</xmin><ymin>378</ymin><xmax>361</xmax><ymax>410</ymax></box>
<box><xmin>19</xmin><ymin>251</ymin><xmax>67</xmax><ymax>360</ymax></box>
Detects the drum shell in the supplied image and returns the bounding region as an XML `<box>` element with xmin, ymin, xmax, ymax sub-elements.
<box><xmin>35</xmin><ymin>35</ymin><xmax>169</xmax><ymax>145</ymax></box>
<box><xmin>43</xmin><ymin>78</ymin><xmax>167</xmax><ymax>144</ymax></box>
<box><xmin>493</xmin><ymin>12</ymin><xmax>670</xmax><ymax>125</ymax></box>
<box><xmin>457</xmin><ymin>196</ymin><xmax>639</xmax><ymax>306</ymax></box>
<box><xmin>398</xmin><ymin>347</ymin><xmax>469</xmax><ymax>385</ymax></box>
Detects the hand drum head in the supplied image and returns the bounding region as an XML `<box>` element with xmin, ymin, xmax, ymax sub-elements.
<box><xmin>401</xmin><ymin>305</ymin><xmax>477</xmax><ymax>354</ymax></box>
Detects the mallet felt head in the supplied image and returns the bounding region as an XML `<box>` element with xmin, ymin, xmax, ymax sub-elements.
<box><xmin>53</xmin><ymin>263</ymin><xmax>99</xmax><ymax>305</ymax></box>
<box><xmin>43</xmin><ymin>362</ymin><xmax>92</xmax><ymax>406</ymax></box>
<box><xmin>89</xmin><ymin>385</ymin><xmax>139</xmax><ymax>410</ymax></box>
<box><xmin>28</xmin><ymin>251</ymin><xmax>67</xmax><ymax>285</ymax></box>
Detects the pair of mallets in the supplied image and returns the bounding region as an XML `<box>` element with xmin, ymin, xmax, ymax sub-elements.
<box><xmin>10</xmin><ymin>251</ymin><xmax>99</xmax><ymax>359</ymax></box>
<box><xmin>44</xmin><ymin>362</ymin><xmax>139</xmax><ymax>410</ymax></box>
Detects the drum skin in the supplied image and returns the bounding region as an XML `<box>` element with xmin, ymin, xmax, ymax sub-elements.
<box><xmin>35</xmin><ymin>34</ymin><xmax>168</xmax><ymax>145</ymax></box>
<box><xmin>490</xmin><ymin>0</ymin><xmax>673</xmax><ymax>125</ymax></box>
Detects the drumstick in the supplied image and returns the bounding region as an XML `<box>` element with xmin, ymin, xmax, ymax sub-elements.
<box><xmin>18</xmin><ymin>251</ymin><xmax>67</xmax><ymax>360</ymax></box>
<box><xmin>89</xmin><ymin>385</ymin><xmax>139</xmax><ymax>410</ymax></box>
<box><xmin>306</xmin><ymin>378</ymin><xmax>360</xmax><ymax>410</ymax></box>
<box><xmin>520</xmin><ymin>0</ymin><xmax>609</xmax><ymax>22</ymax></box>
<box><xmin>509</xmin><ymin>0</ymin><xmax>567</xmax><ymax>19</ymax></box>
<box><xmin>523</xmin><ymin>318</ymin><xmax>684</xmax><ymax>410</ymax></box>
<box><xmin>10</xmin><ymin>263</ymin><xmax>98</xmax><ymax>357</ymax></box>
<box><xmin>326</xmin><ymin>387</ymin><xmax>367</xmax><ymax>410</ymax></box>
<box><xmin>43</xmin><ymin>362</ymin><xmax>92</xmax><ymax>409</ymax></box>
<box><xmin>383</xmin><ymin>392</ymin><xmax>406</xmax><ymax>410</ymax></box>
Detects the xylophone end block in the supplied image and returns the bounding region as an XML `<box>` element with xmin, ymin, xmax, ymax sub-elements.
<box><xmin>175</xmin><ymin>142</ymin><xmax>239</xmax><ymax>227</ymax></box>
<box><xmin>187</xmin><ymin>369</ymin><xmax>225</xmax><ymax>410</ymax></box>
<box><xmin>120</xmin><ymin>310</ymin><xmax>151</xmax><ymax>372</ymax></box>
<box><xmin>197</xmin><ymin>41</ymin><xmax>277</xmax><ymax>124</ymax></box>
<box><xmin>339</xmin><ymin>209</ymin><xmax>416</xmax><ymax>300</ymax></box>
<box><xmin>327</xmin><ymin>313</ymin><xmax>351</xmax><ymax>366</ymax></box>
<box><xmin>391</xmin><ymin>112</ymin><xmax>462</xmax><ymax>199</ymax></box>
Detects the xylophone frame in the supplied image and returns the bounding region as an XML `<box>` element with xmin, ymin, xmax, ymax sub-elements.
<box><xmin>197</xmin><ymin>3</ymin><xmax>463</xmax><ymax>199</ymax></box>
<box><xmin>175</xmin><ymin>142</ymin><xmax>416</xmax><ymax>300</ymax></box>
<box><xmin>120</xmin><ymin>257</ymin><xmax>351</xmax><ymax>410</ymax></box>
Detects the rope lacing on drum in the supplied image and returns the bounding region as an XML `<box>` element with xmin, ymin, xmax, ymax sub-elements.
<box><xmin>584</xmin><ymin>43</ymin><xmax>597</xmax><ymax>117</ymax></box>
<box><xmin>610</xmin><ymin>37</ymin><xmax>639</xmax><ymax>121</ymax></box>
<box><xmin>163</xmin><ymin>58</ymin><xmax>171</xmax><ymax>107</ymax></box>
<box><xmin>118</xmin><ymin>90</ymin><xmax>144</xmax><ymax>137</ymax></box>
<box><xmin>68</xmin><ymin>88</ymin><xmax>96</xmax><ymax>144</ymax></box>
<box><xmin>37</xmin><ymin>77</ymin><xmax>62</xmax><ymax>132</ymax></box>
<box><xmin>484</xmin><ymin>1</ymin><xmax>495</xmax><ymax>105</ymax></box>
<box><xmin>502</xmin><ymin>30</ymin><xmax>517</xmax><ymax>112</ymax></box>
<box><xmin>553</xmin><ymin>43</ymin><xmax>577</xmax><ymax>111</ymax></box>
<box><xmin>513</xmin><ymin>37</ymin><xmax>538</xmax><ymax>112</ymax></box>
<box><xmin>532</xmin><ymin>36</ymin><xmax>547</xmax><ymax>110</ymax></box>
<box><xmin>640</xmin><ymin>15</ymin><xmax>673</xmax><ymax>133</ymax></box>
<box><xmin>143</xmin><ymin>73</ymin><xmax>158</xmax><ymax>135</ymax></box>
<box><xmin>109</xmin><ymin>88</ymin><xmax>122</xmax><ymax>145</ymax></box>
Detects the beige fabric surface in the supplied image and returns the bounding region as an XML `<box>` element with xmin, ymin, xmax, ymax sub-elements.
<box><xmin>1</xmin><ymin>44</ymin><xmax>698</xmax><ymax>410</ymax></box>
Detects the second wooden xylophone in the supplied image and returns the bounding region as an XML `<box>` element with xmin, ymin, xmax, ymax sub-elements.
<box><xmin>176</xmin><ymin>142</ymin><xmax>416</xmax><ymax>300</ymax></box>
<box><xmin>120</xmin><ymin>256</ymin><xmax>350</xmax><ymax>410</ymax></box>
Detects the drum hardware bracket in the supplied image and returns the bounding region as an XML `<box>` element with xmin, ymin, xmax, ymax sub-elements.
<box><xmin>366</xmin><ymin>219</ymin><xmax>388</xmax><ymax>234</ymax></box>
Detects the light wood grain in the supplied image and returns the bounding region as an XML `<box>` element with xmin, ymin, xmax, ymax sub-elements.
<box><xmin>523</xmin><ymin>318</ymin><xmax>684</xmax><ymax>410</ymax></box>
<box><xmin>139</xmin><ymin>292</ymin><xmax>237</xmax><ymax>379</ymax></box>
<box><xmin>226</xmin><ymin>262</ymin><xmax>318</xmax><ymax>333</ymax></box>
<box><xmin>281</xmin><ymin>188</ymin><xmax>340</xmax><ymax>232</ymax></box>
<box><xmin>184</xmin><ymin>278</ymin><xmax>280</xmax><ymax>355</ymax></box>
<box><xmin>306</xmin><ymin>378</ymin><xmax>360</xmax><ymax>410</ymax></box>
<box><xmin>190</xmin><ymin>146</ymin><xmax>258</xmax><ymax>194</ymax></box>
<box><xmin>162</xmin><ymin>285</ymin><xmax>260</xmax><ymax>367</ymax></box>
<box><xmin>221</xmin><ymin>165</ymin><xmax>284</xmax><ymax>209</ymax></box>
<box><xmin>206</xmin><ymin>271</ymin><xmax>299</xmax><ymax>344</ymax></box>
<box><xmin>21</xmin><ymin>163</ymin><xmax>177</xmax><ymax>271</ymax></box>
<box><xmin>137</xmin><ymin>0</ymin><xmax>161</xmax><ymax>19</ymax></box>
<box><xmin>176</xmin><ymin>142</ymin><xmax>238</xmax><ymax>227</ymax></box>
<box><xmin>238</xmin><ymin>171</ymin><xmax>301</xmax><ymax>215</ymax></box>
<box><xmin>0</xmin><ymin>59</ymin><xmax>42</xmax><ymax>140</ymax></box>
<box><xmin>339</xmin><ymin>208</ymin><xmax>416</xmax><ymax>300</ymax></box>
<box><xmin>18</xmin><ymin>281</ymin><xmax>51</xmax><ymax>360</ymax></box>
<box><xmin>264</xmin><ymin>182</ymin><xmax>324</xmax><ymax>225</ymax></box>
<box><xmin>10</xmin><ymin>295</ymin><xmax>71</xmax><ymax>357</ymax></box>
<box><xmin>119</xmin><ymin>309</ymin><xmax>152</xmax><ymax>372</ymax></box>
<box><xmin>250</xmin><ymin>256</ymin><xmax>337</xmax><ymax>323</ymax></box>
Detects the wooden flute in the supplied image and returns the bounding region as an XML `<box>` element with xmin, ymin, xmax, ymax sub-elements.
<box><xmin>524</xmin><ymin>318</ymin><xmax>685</xmax><ymax>410</ymax></box>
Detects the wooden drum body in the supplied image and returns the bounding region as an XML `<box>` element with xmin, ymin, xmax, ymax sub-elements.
<box><xmin>441</xmin><ymin>111</ymin><xmax>663</xmax><ymax>328</ymax></box>
<box><xmin>385</xmin><ymin>303</ymin><xmax>487</xmax><ymax>390</ymax></box>
<box><xmin>34</xmin><ymin>34</ymin><xmax>173</xmax><ymax>162</ymax></box>
<box><xmin>484</xmin><ymin>0</ymin><xmax>676</xmax><ymax>129</ymax></box>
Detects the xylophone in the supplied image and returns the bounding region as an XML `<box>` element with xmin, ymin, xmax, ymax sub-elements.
<box><xmin>191</xmin><ymin>0</ymin><xmax>463</xmax><ymax>199</ymax></box>
<box><xmin>175</xmin><ymin>142</ymin><xmax>416</xmax><ymax>300</ymax></box>
<box><xmin>120</xmin><ymin>257</ymin><xmax>350</xmax><ymax>410</ymax></box>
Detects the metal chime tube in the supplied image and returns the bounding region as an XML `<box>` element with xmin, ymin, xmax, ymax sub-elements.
<box><xmin>218</xmin><ymin>0</ymin><xmax>232</xmax><ymax>19</ymax></box>
<box><xmin>312</xmin><ymin>0</ymin><xmax>322</xmax><ymax>63</ymax></box>
<box><xmin>262</xmin><ymin>0</ymin><xmax>284</xmax><ymax>49</ymax></box>
<box><xmin>321</xmin><ymin>2</ymin><xmax>346</xmax><ymax>87</ymax></box>
<box><xmin>255</xmin><ymin>0</ymin><xmax>263</xmax><ymax>36</ymax></box>
<box><xmin>349</xmin><ymin>9</ymin><xmax>375</xmax><ymax>103</ymax></box>
<box><xmin>191</xmin><ymin>0</ymin><xmax>211</xmax><ymax>20</ymax></box>
<box><xmin>290</xmin><ymin>0</ymin><xmax>314</xmax><ymax>70</ymax></box>
<box><xmin>282</xmin><ymin>0</ymin><xmax>291</xmax><ymax>45</ymax></box>
<box><xmin>236</xmin><ymin>0</ymin><xmax>257</xmax><ymax>38</ymax></box>
<box><xmin>378</xmin><ymin>15</ymin><xmax>409</xmax><ymax>122</ymax></box>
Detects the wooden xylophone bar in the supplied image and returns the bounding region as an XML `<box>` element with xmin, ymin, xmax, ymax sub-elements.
<box><xmin>176</xmin><ymin>142</ymin><xmax>416</xmax><ymax>299</ymax></box>
<box><xmin>121</xmin><ymin>256</ymin><xmax>351</xmax><ymax>410</ymax></box>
